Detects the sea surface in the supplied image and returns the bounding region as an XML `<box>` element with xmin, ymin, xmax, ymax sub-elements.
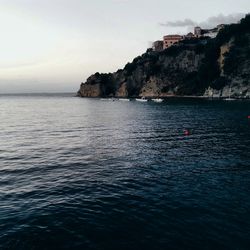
<box><xmin>0</xmin><ymin>94</ymin><xmax>250</xmax><ymax>250</ymax></box>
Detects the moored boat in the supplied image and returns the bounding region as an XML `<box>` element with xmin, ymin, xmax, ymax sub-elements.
<box><xmin>135</xmin><ymin>97</ymin><xmax>148</xmax><ymax>102</ymax></box>
<box><xmin>118</xmin><ymin>98</ymin><xmax>131</xmax><ymax>101</ymax></box>
<box><xmin>152</xmin><ymin>98</ymin><xmax>164</xmax><ymax>103</ymax></box>
<box><xmin>100</xmin><ymin>98</ymin><xmax>117</xmax><ymax>101</ymax></box>
<box><xmin>224</xmin><ymin>97</ymin><xmax>237</xmax><ymax>101</ymax></box>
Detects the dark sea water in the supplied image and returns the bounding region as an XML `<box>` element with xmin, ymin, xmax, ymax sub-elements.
<box><xmin>0</xmin><ymin>94</ymin><xmax>250</xmax><ymax>250</ymax></box>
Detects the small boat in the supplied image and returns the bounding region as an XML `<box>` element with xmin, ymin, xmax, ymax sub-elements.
<box><xmin>118</xmin><ymin>98</ymin><xmax>131</xmax><ymax>102</ymax></box>
<box><xmin>100</xmin><ymin>98</ymin><xmax>117</xmax><ymax>101</ymax></box>
<box><xmin>224</xmin><ymin>98</ymin><xmax>237</xmax><ymax>101</ymax></box>
<box><xmin>107</xmin><ymin>98</ymin><xmax>116</xmax><ymax>101</ymax></box>
<box><xmin>135</xmin><ymin>97</ymin><xmax>148</xmax><ymax>102</ymax></box>
<box><xmin>152</xmin><ymin>98</ymin><xmax>164</xmax><ymax>103</ymax></box>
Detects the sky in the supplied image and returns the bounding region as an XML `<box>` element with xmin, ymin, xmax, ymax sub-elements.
<box><xmin>0</xmin><ymin>0</ymin><xmax>249</xmax><ymax>93</ymax></box>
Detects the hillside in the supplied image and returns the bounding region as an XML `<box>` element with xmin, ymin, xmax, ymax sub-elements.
<box><xmin>78</xmin><ymin>14</ymin><xmax>250</xmax><ymax>98</ymax></box>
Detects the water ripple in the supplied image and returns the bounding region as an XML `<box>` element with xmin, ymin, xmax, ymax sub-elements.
<box><xmin>0</xmin><ymin>96</ymin><xmax>249</xmax><ymax>249</ymax></box>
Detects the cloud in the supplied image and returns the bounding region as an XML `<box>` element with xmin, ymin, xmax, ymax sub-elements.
<box><xmin>160</xmin><ymin>13</ymin><xmax>245</xmax><ymax>29</ymax></box>
<box><xmin>200</xmin><ymin>13</ymin><xmax>245</xmax><ymax>28</ymax></box>
<box><xmin>159</xmin><ymin>18</ymin><xmax>196</xmax><ymax>28</ymax></box>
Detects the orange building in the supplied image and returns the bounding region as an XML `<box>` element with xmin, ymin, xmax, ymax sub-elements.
<box><xmin>163</xmin><ymin>35</ymin><xmax>183</xmax><ymax>49</ymax></box>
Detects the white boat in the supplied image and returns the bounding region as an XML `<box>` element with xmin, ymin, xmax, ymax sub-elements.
<box><xmin>100</xmin><ymin>98</ymin><xmax>117</xmax><ymax>101</ymax></box>
<box><xmin>107</xmin><ymin>98</ymin><xmax>116</xmax><ymax>101</ymax></box>
<box><xmin>152</xmin><ymin>98</ymin><xmax>164</xmax><ymax>103</ymax></box>
<box><xmin>224</xmin><ymin>98</ymin><xmax>237</xmax><ymax>101</ymax></box>
<box><xmin>135</xmin><ymin>97</ymin><xmax>148</xmax><ymax>102</ymax></box>
<box><xmin>118</xmin><ymin>98</ymin><xmax>131</xmax><ymax>101</ymax></box>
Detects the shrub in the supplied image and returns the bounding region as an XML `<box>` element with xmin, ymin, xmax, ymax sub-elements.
<box><xmin>124</xmin><ymin>62</ymin><xmax>137</xmax><ymax>76</ymax></box>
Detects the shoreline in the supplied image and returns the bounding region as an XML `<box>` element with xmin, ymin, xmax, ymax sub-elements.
<box><xmin>77</xmin><ymin>95</ymin><xmax>250</xmax><ymax>100</ymax></box>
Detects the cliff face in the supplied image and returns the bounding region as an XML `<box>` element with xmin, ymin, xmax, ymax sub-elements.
<box><xmin>78</xmin><ymin>15</ymin><xmax>250</xmax><ymax>98</ymax></box>
<box><xmin>78</xmin><ymin>47</ymin><xmax>206</xmax><ymax>97</ymax></box>
<box><xmin>204</xmin><ymin>32</ymin><xmax>250</xmax><ymax>98</ymax></box>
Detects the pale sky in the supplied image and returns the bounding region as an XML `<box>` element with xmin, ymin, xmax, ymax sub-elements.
<box><xmin>0</xmin><ymin>0</ymin><xmax>249</xmax><ymax>93</ymax></box>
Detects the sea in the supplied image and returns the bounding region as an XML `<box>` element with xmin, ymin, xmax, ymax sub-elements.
<box><xmin>0</xmin><ymin>93</ymin><xmax>249</xmax><ymax>250</ymax></box>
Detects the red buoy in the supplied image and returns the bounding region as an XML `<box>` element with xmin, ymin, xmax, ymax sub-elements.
<box><xmin>248</xmin><ymin>115</ymin><xmax>250</xmax><ymax>119</ymax></box>
<box><xmin>184</xmin><ymin>129</ymin><xmax>190</xmax><ymax>136</ymax></box>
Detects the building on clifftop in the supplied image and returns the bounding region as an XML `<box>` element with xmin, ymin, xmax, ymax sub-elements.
<box><xmin>163</xmin><ymin>35</ymin><xmax>183</xmax><ymax>49</ymax></box>
<box><xmin>185</xmin><ymin>32</ymin><xmax>195</xmax><ymax>39</ymax></box>
<box><xmin>152</xmin><ymin>40</ymin><xmax>164</xmax><ymax>51</ymax></box>
<box><xmin>194</xmin><ymin>26</ymin><xmax>202</xmax><ymax>37</ymax></box>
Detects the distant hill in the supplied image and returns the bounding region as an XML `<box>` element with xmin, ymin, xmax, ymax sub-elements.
<box><xmin>78</xmin><ymin>14</ymin><xmax>250</xmax><ymax>98</ymax></box>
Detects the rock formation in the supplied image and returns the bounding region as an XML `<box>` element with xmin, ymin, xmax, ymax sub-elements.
<box><xmin>78</xmin><ymin>14</ymin><xmax>250</xmax><ymax>98</ymax></box>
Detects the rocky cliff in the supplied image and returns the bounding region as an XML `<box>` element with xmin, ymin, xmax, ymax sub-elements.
<box><xmin>78</xmin><ymin>14</ymin><xmax>250</xmax><ymax>98</ymax></box>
